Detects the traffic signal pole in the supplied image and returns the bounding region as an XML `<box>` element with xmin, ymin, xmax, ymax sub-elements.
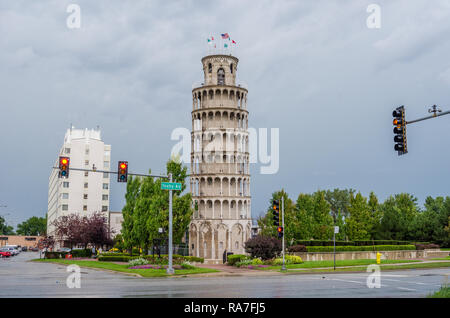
<box><xmin>53</xmin><ymin>166</ymin><xmax>167</xmax><ymax>179</ymax></box>
<box><xmin>281</xmin><ymin>196</ymin><xmax>286</xmax><ymax>272</ymax></box>
<box><xmin>406</xmin><ymin>109</ymin><xmax>450</xmax><ymax>125</ymax></box>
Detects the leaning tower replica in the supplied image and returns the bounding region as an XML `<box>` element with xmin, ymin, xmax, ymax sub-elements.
<box><xmin>189</xmin><ymin>54</ymin><xmax>252</xmax><ymax>263</ymax></box>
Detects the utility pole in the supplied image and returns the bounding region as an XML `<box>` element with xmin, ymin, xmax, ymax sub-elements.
<box><xmin>281</xmin><ymin>196</ymin><xmax>286</xmax><ymax>272</ymax></box>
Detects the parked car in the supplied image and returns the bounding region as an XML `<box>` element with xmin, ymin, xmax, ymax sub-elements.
<box><xmin>0</xmin><ymin>251</ymin><xmax>12</xmax><ymax>258</ymax></box>
<box><xmin>4</xmin><ymin>245</ymin><xmax>20</xmax><ymax>254</ymax></box>
<box><xmin>22</xmin><ymin>246</ymin><xmax>28</xmax><ymax>252</ymax></box>
<box><xmin>0</xmin><ymin>248</ymin><xmax>12</xmax><ymax>257</ymax></box>
<box><xmin>30</xmin><ymin>247</ymin><xmax>39</xmax><ymax>252</ymax></box>
<box><xmin>0</xmin><ymin>247</ymin><xmax>18</xmax><ymax>256</ymax></box>
<box><xmin>57</xmin><ymin>247</ymin><xmax>72</xmax><ymax>253</ymax></box>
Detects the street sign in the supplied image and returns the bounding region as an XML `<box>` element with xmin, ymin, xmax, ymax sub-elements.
<box><xmin>334</xmin><ymin>226</ymin><xmax>339</xmax><ymax>234</ymax></box>
<box><xmin>161</xmin><ymin>182</ymin><xmax>182</xmax><ymax>191</ymax></box>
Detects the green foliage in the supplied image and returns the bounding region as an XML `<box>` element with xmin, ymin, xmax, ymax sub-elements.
<box><xmin>16</xmin><ymin>216</ymin><xmax>46</xmax><ymax>236</ymax></box>
<box><xmin>227</xmin><ymin>254</ymin><xmax>249</xmax><ymax>266</ymax></box>
<box><xmin>121</xmin><ymin>159</ymin><xmax>193</xmax><ymax>254</ymax></box>
<box><xmin>128</xmin><ymin>258</ymin><xmax>149</xmax><ymax>266</ymax></box>
<box><xmin>98</xmin><ymin>255</ymin><xmax>136</xmax><ymax>262</ymax></box>
<box><xmin>45</xmin><ymin>251</ymin><xmax>69</xmax><ymax>259</ymax></box>
<box><xmin>70</xmin><ymin>249</ymin><xmax>92</xmax><ymax>258</ymax></box>
<box><xmin>244</xmin><ymin>235</ymin><xmax>282</xmax><ymax>260</ymax></box>
<box><xmin>427</xmin><ymin>286</ymin><xmax>450</xmax><ymax>298</ymax></box>
<box><xmin>306</xmin><ymin>245</ymin><xmax>416</xmax><ymax>252</ymax></box>
<box><xmin>0</xmin><ymin>216</ymin><xmax>14</xmax><ymax>235</ymax></box>
<box><xmin>272</xmin><ymin>255</ymin><xmax>303</xmax><ymax>265</ymax></box>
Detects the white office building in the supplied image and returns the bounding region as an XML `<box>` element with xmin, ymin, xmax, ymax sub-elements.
<box><xmin>47</xmin><ymin>127</ymin><xmax>111</xmax><ymax>240</ymax></box>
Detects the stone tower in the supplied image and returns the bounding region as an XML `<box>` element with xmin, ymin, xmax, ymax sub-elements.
<box><xmin>189</xmin><ymin>54</ymin><xmax>252</xmax><ymax>263</ymax></box>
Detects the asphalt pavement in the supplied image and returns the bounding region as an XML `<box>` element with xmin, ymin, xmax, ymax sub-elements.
<box><xmin>0</xmin><ymin>252</ymin><xmax>448</xmax><ymax>298</ymax></box>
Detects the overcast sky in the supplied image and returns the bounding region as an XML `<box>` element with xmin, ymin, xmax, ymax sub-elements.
<box><xmin>1</xmin><ymin>0</ymin><xmax>450</xmax><ymax>228</ymax></box>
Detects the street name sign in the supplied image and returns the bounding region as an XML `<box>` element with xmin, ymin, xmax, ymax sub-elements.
<box><xmin>161</xmin><ymin>182</ymin><xmax>182</xmax><ymax>191</ymax></box>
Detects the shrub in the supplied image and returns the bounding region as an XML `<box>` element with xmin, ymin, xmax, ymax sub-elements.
<box><xmin>251</xmin><ymin>258</ymin><xmax>263</xmax><ymax>265</ymax></box>
<box><xmin>98</xmin><ymin>255</ymin><xmax>136</xmax><ymax>262</ymax></box>
<box><xmin>306</xmin><ymin>245</ymin><xmax>416</xmax><ymax>252</ymax></box>
<box><xmin>244</xmin><ymin>235</ymin><xmax>282</xmax><ymax>260</ymax></box>
<box><xmin>128</xmin><ymin>258</ymin><xmax>149</xmax><ymax>266</ymax></box>
<box><xmin>184</xmin><ymin>256</ymin><xmax>204</xmax><ymax>263</ymax></box>
<box><xmin>45</xmin><ymin>251</ymin><xmax>69</xmax><ymax>259</ymax></box>
<box><xmin>235</xmin><ymin>259</ymin><xmax>253</xmax><ymax>268</ymax></box>
<box><xmin>181</xmin><ymin>262</ymin><xmax>195</xmax><ymax>270</ymax></box>
<box><xmin>288</xmin><ymin>245</ymin><xmax>307</xmax><ymax>253</ymax></box>
<box><xmin>272</xmin><ymin>255</ymin><xmax>303</xmax><ymax>265</ymax></box>
<box><xmin>70</xmin><ymin>249</ymin><xmax>92</xmax><ymax>258</ymax></box>
<box><xmin>227</xmin><ymin>254</ymin><xmax>248</xmax><ymax>266</ymax></box>
<box><xmin>415</xmin><ymin>243</ymin><xmax>440</xmax><ymax>250</ymax></box>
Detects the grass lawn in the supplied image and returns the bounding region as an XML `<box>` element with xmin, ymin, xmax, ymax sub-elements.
<box><xmin>32</xmin><ymin>259</ymin><xmax>219</xmax><ymax>277</ymax></box>
<box><xmin>280</xmin><ymin>261</ymin><xmax>450</xmax><ymax>274</ymax></box>
<box><xmin>440</xmin><ymin>248</ymin><xmax>450</xmax><ymax>251</ymax></box>
<box><xmin>427</xmin><ymin>286</ymin><xmax>450</xmax><ymax>298</ymax></box>
<box><xmin>431</xmin><ymin>256</ymin><xmax>450</xmax><ymax>260</ymax></box>
<box><xmin>255</xmin><ymin>259</ymin><xmax>420</xmax><ymax>271</ymax></box>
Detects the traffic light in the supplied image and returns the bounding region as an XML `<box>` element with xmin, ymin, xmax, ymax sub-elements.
<box><xmin>272</xmin><ymin>199</ymin><xmax>280</xmax><ymax>226</ymax></box>
<box><xmin>117</xmin><ymin>161</ymin><xmax>128</xmax><ymax>182</ymax></box>
<box><xmin>393</xmin><ymin>106</ymin><xmax>408</xmax><ymax>155</ymax></box>
<box><xmin>277</xmin><ymin>226</ymin><xmax>284</xmax><ymax>239</ymax></box>
<box><xmin>58</xmin><ymin>156</ymin><xmax>70</xmax><ymax>178</ymax></box>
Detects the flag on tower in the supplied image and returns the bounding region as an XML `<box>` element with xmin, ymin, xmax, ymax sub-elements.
<box><xmin>231</xmin><ymin>39</ymin><xmax>236</xmax><ymax>44</ymax></box>
<box><xmin>221</xmin><ymin>33</ymin><xmax>229</xmax><ymax>39</ymax></box>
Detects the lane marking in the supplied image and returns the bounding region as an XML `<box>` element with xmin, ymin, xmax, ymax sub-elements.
<box><xmin>396</xmin><ymin>287</ymin><xmax>417</xmax><ymax>292</ymax></box>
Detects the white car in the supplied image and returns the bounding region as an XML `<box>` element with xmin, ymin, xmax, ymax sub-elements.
<box><xmin>2</xmin><ymin>247</ymin><xmax>19</xmax><ymax>256</ymax></box>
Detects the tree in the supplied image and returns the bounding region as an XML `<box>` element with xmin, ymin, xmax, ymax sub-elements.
<box><xmin>376</xmin><ymin>193</ymin><xmax>419</xmax><ymax>240</ymax></box>
<box><xmin>17</xmin><ymin>216</ymin><xmax>47</xmax><ymax>236</ymax></box>
<box><xmin>121</xmin><ymin>176</ymin><xmax>141</xmax><ymax>254</ymax></box>
<box><xmin>52</xmin><ymin>214</ymin><xmax>84</xmax><ymax>248</ymax></box>
<box><xmin>325</xmin><ymin>188</ymin><xmax>354</xmax><ymax>220</ymax></box>
<box><xmin>346</xmin><ymin>192</ymin><xmax>371</xmax><ymax>241</ymax></box>
<box><xmin>244</xmin><ymin>235</ymin><xmax>282</xmax><ymax>260</ymax></box>
<box><xmin>0</xmin><ymin>216</ymin><xmax>14</xmax><ymax>235</ymax></box>
<box><xmin>85</xmin><ymin>212</ymin><xmax>113</xmax><ymax>249</ymax></box>
<box><xmin>257</xmin><ymin>190</ymin><xmax>295</xmax><ymax>242</ymax></box>
<box><xmin>121</xmin><ymin>158</ymin><xmax>193</xmax><ymax>255</ymax></box>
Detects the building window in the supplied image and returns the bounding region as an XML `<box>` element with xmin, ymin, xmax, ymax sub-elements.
<box><xmin>83</xmin><ymin>205</ymin><xmax>87</xmax><ymax>211</ymax></box>
<box><xmin>85</xmin><ymin>148</ymin><xmax>89</xmax><ymax>155</ymax></box>
<box><xmin>62</xmin><ymin>193</ymin><xmax>69</xmax><ymax>199</ymax></box>
<box><xmin>104</xmin><ymin>150</ymin><xmax>110</xmax><ymax>156</ymax></box>
<box><xmin>64</xmin><ymin>148</ymin><xmax>70</xmax><ymax>154</ymax></box>
<box><xmin>230</xmin><ymin>63</ymin><xmax>233</xmax><ymax>74</ymax></box>
<box><xmin>63</xmin><ymin>182</ymin><xmax>69</xmax><ymax>188</ymax></box>
<box><xmin>102</xmin><ymin>206</ymin><xmax>108</xmax><ymax>212</ymax></box>
<box><xmin>62</xmin><ymin>204</ymin><xmax>68</xmax><ymax>211</ymax></box>
<box><xmin>103</xmin><ymin>183</ymin><xmax>109</xmax><ymax>190</ymax></box>
<box><xmin>102</xmin><ymin>194</ymin><xmax>108</xmax><ymax>201</ymax></box>
<box><xmin>208</xmin><ymin>63</ymin><xmax>212</xmax><ymax>73</ymax></box>
<box><xmin>235</xmin><ymin>241</ymin><xmax>239</xmax><ymax>249</ymax></box>
<box><xmin>103</xmin><ymin>172</ymin><xmax>109</xmax><ymax>178</ymax></box>
<box><xmin>84</xmin><ymin>171</ymin><xmax>89</xmax><ymax>177</ymax></box>
<box><xmin>85</xmin><ymin>160</ymin><xmax>89</xmax><ymax>166</ymax></box>
<box><xmin>83</xmin><ymin>194</ymin><xmax>88</xmax><ymax>199</ymax></box>
<box><xmin>84</xmin><ymin>183</ymin><xmax>88</xmax><ymax>188</ymax></box>
<box><xmin>104</xmin><ymin>161</ymin><xmax>110</xmax><ymax>168</ymax></box>
<box><xmin>217</xmin><ymin>68</ymin><xmax>225</xmax><ymax>85</ymax></box>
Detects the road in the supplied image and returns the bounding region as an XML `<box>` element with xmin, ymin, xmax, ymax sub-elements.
<box><xmin>0</xmin><ymin>252</ymin><xmax>448</xmax><ymax>298</ymax></box>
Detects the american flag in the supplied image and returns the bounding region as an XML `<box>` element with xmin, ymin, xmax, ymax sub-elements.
<box><xmin>221</xmin><ymin>33</ymin><xmax>229</xmax><ymax>39</ymax></box>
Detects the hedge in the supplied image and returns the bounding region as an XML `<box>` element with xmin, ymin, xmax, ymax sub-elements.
<box><xmin>45</xmin><ymin>251</ymin><xmax>69</xmax><ymax>259</ymax></box>
<box><xmin>227</xmin><ymin>254</ymin><xmax>248</xmax><ymax>266</ymax></box>
<box><xmin>97</xmin><ymin>254</ymin><xmax>204</xmax><ymax>264</ymax></box>
<box><xmin>306</xmin><ymin>245</ymin><xmax>416</xmax><ymax>252</ymax></box>
<box><xmin>294</xmin><ymin>240</ymin><xmax>413</xmax><ymax>247</ymax></box>
<box><xmin>70</xmin><ymin>249</ymin><xmax>92</xmax><ymax>258</ymax></box>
